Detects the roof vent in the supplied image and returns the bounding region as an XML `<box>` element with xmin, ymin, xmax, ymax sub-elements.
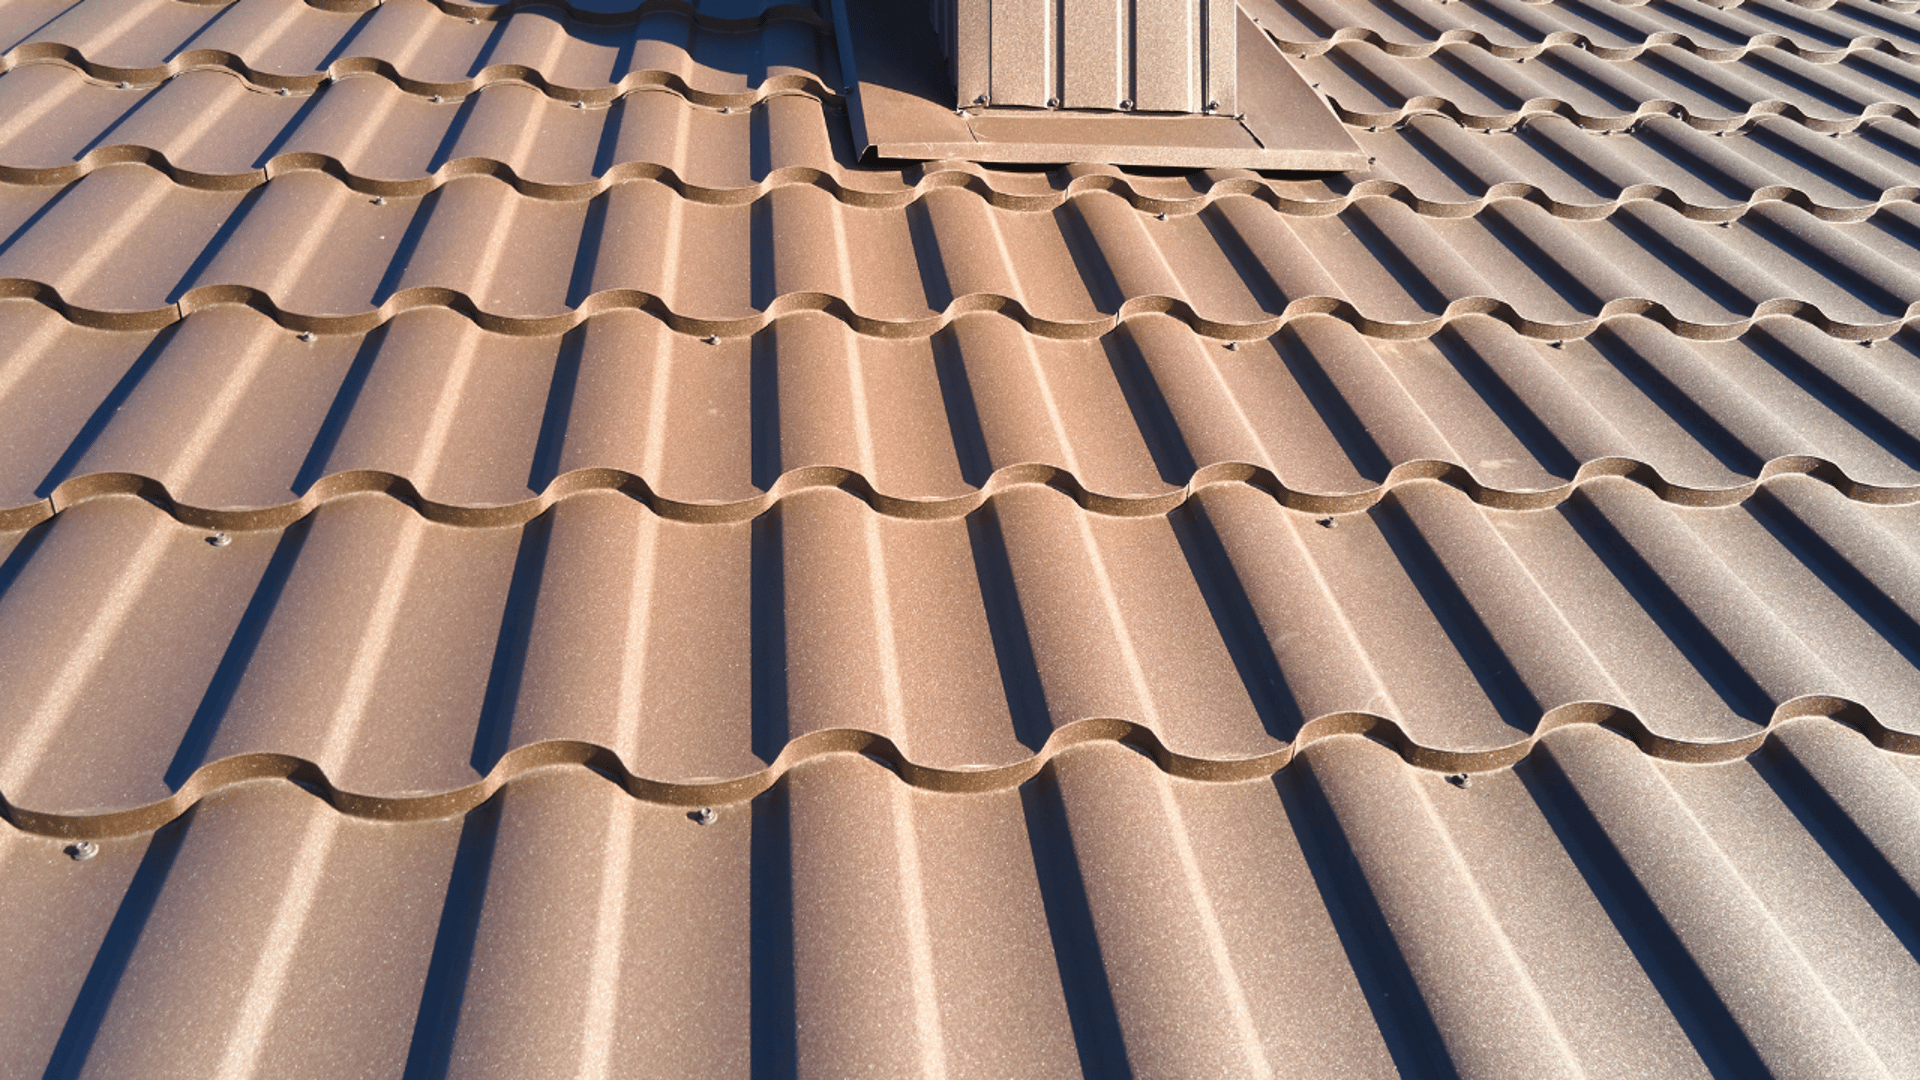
<box><xmin>929</xmin><ymin>0</ymin><xmax>1236</xmax><ymax>116</ymax></box>
<box><xmin>832</xmin><ymin>0</ymin><xmax>1362</xmax><ymax>170</ymax></box>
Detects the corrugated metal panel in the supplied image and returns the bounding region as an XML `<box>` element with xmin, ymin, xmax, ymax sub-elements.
<box><xmin>1</xmin><ymin>475</ymin><xmax>1917</xmax><ymax>826</ymax></box>
<box><xmin>9</xmin><ymin>728</ymin><xmax>1920</xmax><ymax>1077</ymax></box>
<box><xmin>0</xmin><ymin>0</ymin><xmax>1918</xmax><ymax>1075</ymax></box>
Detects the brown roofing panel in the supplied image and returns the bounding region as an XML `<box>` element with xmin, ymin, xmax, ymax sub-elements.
<box><xmin>1</xmin><ymin>0</ymin><xmax>1919</xmax><ymax>1074</ymax></box>
<box><xmin>2</xmin><ymin>474</ymin><xmax>1917</xmax><ymax>829</ymax></box>
<box><xmin>8</xmin><ymin>730</ymin><xmax>1920</xmax><ymax>1076</ymax></box>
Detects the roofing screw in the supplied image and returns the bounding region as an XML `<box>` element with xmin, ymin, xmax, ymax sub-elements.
<box><xmin>1205</xmin><ymin>100</ymin><xmax>1219</xmax><ymax>113</ymax></box>
<box><xmin>116</xmin><ymin>81</ymin><xmax>130</xmax><ymax>90</ymax></box>
<box><xmin>1317</xmin><ymin>516</ymin><xmax>1336</xmax><ymax>528</ymax></box>
<box><xmin>721</xmin><ymin>105</ymin><xmax>732</xmax><ymax>114</ymax></box>
<box><xmin>842</xmin><ymin>85</ymin><xmax>854</xmax><ymax>95</ymax></box>
<box><xmin>573</xmin><ymin>99</ymin><xmax>585</xmax><ymax>109</ymax></box>
<box><xmin>974</xmin><ymin>93</ymin><xmax>989</xmax><ymax>106</ymax></box>
<box><xmin>372</xmin><ymin>195</ymin><xmax>386</xmax><ymax>205</ymax></box>
<box><xmin>1224</xmin><ymin>340</ymin><xmax>1238</xmax><ymax>350</ymax></box>
<box><xmin>468</xmin><ymin>15</ymin><xmax>479</xmax><ymax>22</ymax></box>
<box><xmin>1119</xmin><ymin>98</ymin><xmax>1134</xmax><ymax>111</ymax></box>
<box><xmin>207</xmin><ymin>532</ymin><xmax>231</xmax><ymax>548</ymax></box>
<box><xmin>278</xmin><ymin>87</ymin><xmax>291</xmax><ymax>97</ymax></box>
<box><xmin>693</xmin><ymin>806</ymin><xmax>718</xmax><ymax>826</ymax></box>
<box><xmin>1046</xmin><ymin>96</ymin><xmax>1060</xmax><ymax>109</ymax></box>
<box><xmin>1154</xmin><ymin>211</ymin><xmax>1167</xmax><ymax>220</ymax></box>
<box><xmin>1446</xmin><ymin>772</ymin><xmax>1472</xmax><ymax>789</ymax></box>
<box><xmin>703</xmin><ymin>334</ymin><xmax>720</xmax><ymax>345</ymax></box>
<box><xmin>955</xmin><ymin>107</ymin><xmax>967</xmax><ymax>117</ymax></box>
<box><xmin>68</xmin><ymin>841</ymin><xmax>98</xmax><ymax>862</ymax></box>
<box><xmin>1550</xmin><ymin>339</ymin><xmax>1565</xmax><ymax>348</ymax></box>
<box><xmin>298</xmin><ymin>330</ymin><xmax>317</xmax><ymax>343</ymax></box>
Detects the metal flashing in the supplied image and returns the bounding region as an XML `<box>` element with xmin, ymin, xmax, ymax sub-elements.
<box><xmin>836</xmin><ymin>0</ymin><xmax>1365</xmax><ymax>170</ymax></box>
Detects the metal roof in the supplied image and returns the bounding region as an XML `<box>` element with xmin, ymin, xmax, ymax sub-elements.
<box><xmin>2</xmin><ymin>0</ymin><xmax>1919</xmax><ymax>1075</ymax></box>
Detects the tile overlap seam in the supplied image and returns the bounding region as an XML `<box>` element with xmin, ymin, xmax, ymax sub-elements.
<box><xmin>4</xmin><ymin>713</ymin><xmax>1911</xmax><ymax>840</ymax></box>
<box><xmin>2</xmin><ymin>284</ymin><xmax>1913</xmax><ymax>342</ymax></box>
<box><xmin>7</xmin><ymin>147</ymin><xmax>1919</xmax><ymax>225</ymax></box>
<box><xmin>1</xmin><ymin>461</ymin><xmax>1913</xmax><ymax>533</ymax></box>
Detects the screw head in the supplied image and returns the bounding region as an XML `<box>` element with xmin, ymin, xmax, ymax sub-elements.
<box><xmin>1046</xmin><ymin>97</ymin><xmax>1060</xmax><ymax>109</ymax></box>
<box><xmin>1119</xmin><ymin>98</ymin><xmax>1134</xmax><ymax>111</ymax></box>
<box><xmin>1154</xmin><ymin>211</ymin><xmax>1167</xmax><ymax>221</ymax></box>
<box><xmin>1205</xmin><ymin>100</ymin><xmax>1219</xmax><ymax>113</ymax></box>
<box><xmin>703</xmin><ymin>334</ymin><xmax>720</xmax><ymax>345</ymax></box>
<box><xmin>468</xmin><ymin>15</ymin><xmax>479</xmax><ymax>23</ymax></box>
<box><xmin>207</xmin><ymin>532</ymin><xmax>231</xmax><ymax>548</ymax></box>
<box><xmin>68</xmin><ymin>841</ymin><xmax>98</xmax><ymax>861</ymax></box>
<box><xmin>1223</xmin><ymin>340</ymin><xmax>1237</xmax><ymax>350</ymax></box>
<box><xmin>298</xmin><ymin>330</ymin><xmax>316</xmax><ymax>343</ymax></box>
<box><xmin>974</xmin><ymin>93</ymin><xmax>988</xmax><ymax>106</ymax></box>
<box><xmin>431</xmin><ymin>94</ymin><xmax>443</xmax><ymax>104</ymax></box>
<box><xmin>694</xmin><ymin>807</ymin><xmax>717</xmax><ymax>826</ymax></box>
<box><xmin>1317</xmin><ymin>516</ymin><xmax>1336</xmax><ymax>529</ymax></box>
<box><xmin>117</xmin><ymin>81</ymin><xmax>131</xmax><ymax>90</ymax></box>
<box><xmin>720</xmin><ymin>105</ymin><xmax>732</xmax><ymax>114</ymax></box>
<box><xmin>572</xmin><ymin>99</ymin><xmax>585</xmax><ymax>109</ymax></box>
<box><xmin>277</xmin><ymin>86</ymin><xmax>291</xmax><ymax>97</ymax></box>
<box><xmin>372</xmin><ymin>195</ymin><xmax>386</xmax><ymax>205</ymax></box>
<box><xmin>1446</xmin><ymin>773</ymin><xmax>1472</xmax><ymax>789</ymax></box>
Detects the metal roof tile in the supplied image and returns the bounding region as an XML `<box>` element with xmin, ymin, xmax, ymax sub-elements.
<box><xmin>0</xmin><ymin>0</ymin><xmax>1918</xmax><ymax>1074</ymax></box>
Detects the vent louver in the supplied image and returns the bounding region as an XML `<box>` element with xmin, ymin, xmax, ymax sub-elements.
<box><xmin>928</xmin><ymin>0</ymin><xmax>1237</xmax><ymax>115</ymax></box>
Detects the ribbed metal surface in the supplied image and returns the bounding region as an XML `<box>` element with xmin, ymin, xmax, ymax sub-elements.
<box><xmin>1</xmin><ymin>0</ymin><xmax>1919</xmax><ymax>1076</ymax></box>
<box><xmin>929</xmin><ymin>0</ymin><xmax>1238</xmax><ymax>112</ymax></box>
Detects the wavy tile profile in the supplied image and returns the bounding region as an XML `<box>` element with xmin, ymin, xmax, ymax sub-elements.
<box><xmin>0</xmin><ymin>0</ymin><xmax>840</xmax><ymax>118</ymax></box>
<box><xmin>5</xmin><ymin>456</ymin><xmax>1918</xmax><ymax>535</ymax></box>
<box><xmin>4</xmin><ymin>168</ymin><xmax>1920</xmax><ymax>340</ymax></box>
<box><xmin>5</xmin><ymin>305</ymin><xmax>1917</xmax><ymax>520</ymax></box>
<box><xmin>6</xmin><ymin>66</ymin><xmax>1920</xmax><ymax>227</ymax></box>
<box><xmin>1</xmin><ymin>478</ymin><xmax>1915</xmax><ymax>825</ymax></box>
<box><xmin>1301</xmin><ymin>38</ymin><xmax>1920</xmax><ymax>131</ymax></box>
<box><xmin>10</xmin><ymin>726</ymin><xmax>1920</xmax><ymax>1079</ymax></box>
<box><xmin>0</xmin><ymin>52</ymin><xmax>840</xmax><ymax>105</ymax></box>
<box><xmin>6</xmin><ymin>711</ymin><xmax>1919</xmax><ymax>839</ymax></box>
<box><xmin>6</xmin><ymin>107</ymin><xmax>1920</xmax><ymax>226</ymax></box>
<box><xmin>1274</xmin><ymin>25</ymin><xmax>1920</xmax><ymax>63</ymax></box>
<box><xmin>1248</xmin><ymin>0</ymin><xmax>1920</xmax><ymax>61</ymax></box>
<box><xmin>4</xmin><ymin>0</ymin><xmax>1920</xmax><ymax>1074</ymax></box>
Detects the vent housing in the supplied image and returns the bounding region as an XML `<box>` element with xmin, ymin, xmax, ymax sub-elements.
<box><xmin>928</xmin><ymin>0</ymin><xmax>1237</xmax><ymax>115</ymax></box>
<box><xmin>833</xmin><ymin>0</ymin><xmax>1366</xmax><ymax>170</ymax></box>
